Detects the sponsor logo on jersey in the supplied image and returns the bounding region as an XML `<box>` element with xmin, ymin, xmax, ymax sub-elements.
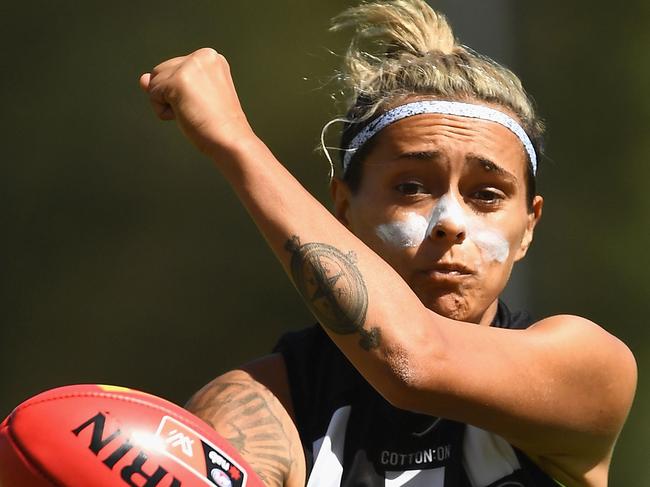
<box><xmin>380</xmin><ymin>444</ymin><xmax>452</xmax><ymax>467</ymax></box>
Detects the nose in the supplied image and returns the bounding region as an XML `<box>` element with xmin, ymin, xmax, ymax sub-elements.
<box><xmin>431</xmin><ymin>219</ymin><xmax>466</xmax><ymax>244</ymax></box>
<box><xmin>426</xmin><ymin>194</ymin><xmax>467</xmax><ymax>245</ymax></box>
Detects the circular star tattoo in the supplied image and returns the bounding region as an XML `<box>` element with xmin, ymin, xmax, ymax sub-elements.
<box><xmin>286</xmin><ymin>236</ymin><xmax>368</xmax><ymax>336</ymax></box>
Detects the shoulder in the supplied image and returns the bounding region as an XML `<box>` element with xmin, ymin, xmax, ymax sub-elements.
<box><xmin>186</xmin><ymin>354</ymin><xmax>306</xmax><ymax>487</ymax></box>
<box><xmin>528</xmin><ymin>314</ymin><xmax>637</xmax><ymax>388</ymax></box>
<box><xmin>527</xmin><ymin>314</ymin><xmax>637</xmax><ymax>438</ymax></box>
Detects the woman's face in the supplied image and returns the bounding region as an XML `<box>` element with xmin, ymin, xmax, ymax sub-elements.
<box><xmin>332</xmin><ymin>111</ymin><xmax>543</xmax><ymax>324</ymax></box>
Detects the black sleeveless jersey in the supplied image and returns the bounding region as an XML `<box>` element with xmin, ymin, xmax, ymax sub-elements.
<box><xmin>273</xmin><ymin>302</ymin><xmax>560</xmax><ymax>487</ymax></box>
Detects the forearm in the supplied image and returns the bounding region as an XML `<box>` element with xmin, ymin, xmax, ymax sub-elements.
<box><xmin>138</xmin><ymin>48</ymin><xmax>438</xmax><ymax>403</ymax></box>
<box><xmin>214</xmin><ymin>135</ymin><xmax>444</xmax><ymax>403</ymax></box>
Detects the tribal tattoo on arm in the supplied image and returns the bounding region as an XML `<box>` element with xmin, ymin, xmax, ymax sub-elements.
<box><xmin>186</xmin><ymin>372</ymin><xmax>296</xmax><ymax>487</ymax></box>
<box><xmin>285</xmin><ymin>235</ymin><xmax>381</xmax><ymax>351</ymax></box>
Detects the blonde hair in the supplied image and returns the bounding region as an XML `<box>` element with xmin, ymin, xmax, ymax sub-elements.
<box><xmin>325</xmin><ymin>0</ymin><xmax>544</xmax><ymax>186</ymax></box>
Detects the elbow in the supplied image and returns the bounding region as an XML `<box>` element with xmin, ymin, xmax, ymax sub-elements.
<box><xmin>378</xmin><ymin>341</ymin><xmax>445</xmax><ymax>413</ymax></box>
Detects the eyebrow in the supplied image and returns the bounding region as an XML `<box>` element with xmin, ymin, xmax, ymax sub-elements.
<box><xmin>396</xmin><ymin>150</ymin><xmax>444</xmax><ymax>161</ymax></box>
<box><xmin>465</xmin><ymin>154</ymin><xmax>519</xmax><ymax>184</ymax></box>
<box><xmin>395</xmin><ymin>150</ymin><xmax>520</xmax><ymax>185</ymax></box>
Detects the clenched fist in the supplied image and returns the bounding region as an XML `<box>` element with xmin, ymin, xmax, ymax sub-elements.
<box><xmin>140</xmin><ymin>48</ymin><xmax>256</xmax><ymax>160</ymax></box>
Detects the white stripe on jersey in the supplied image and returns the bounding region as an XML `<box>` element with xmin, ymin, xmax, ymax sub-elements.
<box><xmin>307</xmin><ymin>406</ymin><xmax>352</xmax><ymax>487</ymax></box>
<box><xmin>385</xmin><ymin>467</ymin><xmax>445</xmax><ymax>486</ymax></box>
<box><xmin>462</xmin><ymin>425</ymin><xmax>521</xmax><ymax>486</ymax></box>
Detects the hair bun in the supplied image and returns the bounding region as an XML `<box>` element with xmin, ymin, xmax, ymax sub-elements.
<box><xmin>323</xmin><ymin>0</ymin><xmax>544</xmax><ymax>183</ymax></box>
<box><xmin>331</xmin><ymin>0</ymin><xmax>456</xmax><ymax>59</ymax></box>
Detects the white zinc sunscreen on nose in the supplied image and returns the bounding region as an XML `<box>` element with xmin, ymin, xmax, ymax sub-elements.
<box><xmin>375</xmin><ymin>193</ymin><xmax>510</xmax><ymax>263</ymax></box>
<box><xmin>425</xmin><ymin>194</ymin><xmax>467</xmax><ymax>237</ymax></box>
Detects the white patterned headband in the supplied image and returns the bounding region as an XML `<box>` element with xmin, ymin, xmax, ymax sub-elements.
<box><xmin>342</xmin><ymin>100</ymin><xmax>538</xmax><ymax>175</ymax></box>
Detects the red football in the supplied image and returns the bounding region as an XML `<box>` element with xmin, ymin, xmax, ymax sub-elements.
<box><xmin>0</xmin><ymin>384</ymin><xmax>265</xmax><ymax>487</ymax></box>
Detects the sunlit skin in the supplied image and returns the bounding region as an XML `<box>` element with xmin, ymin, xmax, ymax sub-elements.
<box><xmin>332</xmin><ymin>110</ymin><xmax>543</xmax><ymax>325</ymax></box>
<box><xmin>141</xmin><ymin>49</ymin><xmax>637</xmax><ymax>487</ymax></box>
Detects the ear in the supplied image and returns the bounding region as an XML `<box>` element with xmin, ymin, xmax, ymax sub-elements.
<box><xmin>329</xmin><ymin>177</ymin><xmax>353</xmax><ymax>228</ymax></box>
<box><xmin>514</xmin><ymin>195</ymin><xmax>543</xmax><ymax>261</ymax></box>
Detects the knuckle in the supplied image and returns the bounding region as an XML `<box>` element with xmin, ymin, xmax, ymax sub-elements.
<box><xmin>194</xmin><ymin>47</ymin><xmax>228</xmax><ymax>68</ymax></box>
<box><xmin>175</xmin><ymin>67</ymin><xmax>193</xmax><ymax>86</ymax></box>
<box><xmin>167</xmin><ymin>78</ymin><xmax>186</xmax><ymax>98</ymax></box>
<box><xmin>197</xmin><ymin>47</ymin><xmax>218</xmax><ymax>58</ymax></box>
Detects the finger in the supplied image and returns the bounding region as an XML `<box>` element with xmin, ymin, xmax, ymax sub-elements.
<box><xmin>151</xmin><ymin>56</ymin><xmax>185</xmax><ymax>77</ymax></box>
<box><xmin>145</xmin><ymin>58</ymin><xmax>183</xmax><ymax>98</ymax></box>
<box><xmin>142</xmin><ymin>57</ymin><xmax>185</xmax><ymax>94</ymax></box>
<box><xmin>150</xmin><ymin>98</ymin><xmax>176</xmax><ymax>121</ymax></box>
<box><xmin>146</xmin><ymin>72</ymin><xmax>174</xmax><ymax>109</ymax></box>
<box><xmin>144</xmin><ymin>73</ymin><xmax>176</xmax><ymax>120</ymax></box>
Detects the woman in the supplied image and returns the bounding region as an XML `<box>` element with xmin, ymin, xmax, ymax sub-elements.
<box><xmin>140</xmin><ymin>1</ymin><xmax>636</xmax><ymax>486</ymax></box>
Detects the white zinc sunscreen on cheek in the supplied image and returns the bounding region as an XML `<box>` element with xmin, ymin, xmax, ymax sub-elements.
<box><xmin>376</xmin><ymin>212</ymin><xmax>428</xmax><ymax>248</ymax></box>
<box><xmin>469</xmin><ymin>227</ymin><xmax>510</xmax><ymax>263</ymax></box>
<box><xmin>375</xmin><ymin>194</ymin><xmax>511</xmax><ymax>264</ymax></box>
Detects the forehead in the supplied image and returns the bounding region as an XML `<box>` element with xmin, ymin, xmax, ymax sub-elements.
<box><xmin>365</xmin><ymin>113</ymin><xmax>529</xmax><ymax>178</ymax></box>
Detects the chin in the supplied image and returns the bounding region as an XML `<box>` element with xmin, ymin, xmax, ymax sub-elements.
<box><xmin>411</xmin><ymin>273</ymin><xmax>501</xmax><ymax>324</ymax></box>
<box><xmin>424</xmin><ymin>292</ymin><xmax>474</xmax><ymax>322</ymax></box>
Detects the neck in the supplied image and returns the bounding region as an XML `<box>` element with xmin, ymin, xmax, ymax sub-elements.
<box><xmin>477</xmin><ymin>298</ymin><xmax>500</xmax><ymax>327</ymax></box>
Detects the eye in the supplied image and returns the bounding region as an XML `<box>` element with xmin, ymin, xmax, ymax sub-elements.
<box><xmin>469</xmin><ymin>188</ymin><xmax>506</xmax><ymax>206</ymax></box>
<box><xmin>395</xmin><ymin>182</ymin><xmax>428</xmax><ymax>195</ymax></box>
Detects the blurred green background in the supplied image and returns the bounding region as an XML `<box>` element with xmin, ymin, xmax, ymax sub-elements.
<box><xmin>1</xmin><ymin>1</ymin><xmax>647</xmax><ymax>484</ymax></box>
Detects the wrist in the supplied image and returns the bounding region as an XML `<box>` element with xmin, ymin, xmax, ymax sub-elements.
<box><xmin>203</xmin><ymin>121</ymin><xmax>260</xmax><ymax>162</ymax></box>
<box><xmin>207</xmin><ymin>128</ymin><xmax>268</xmax><ymax>176</ymax></box>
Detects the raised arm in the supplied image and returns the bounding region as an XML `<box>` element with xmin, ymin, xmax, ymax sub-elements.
<box><xmin>141</xmin><ymin>49</ymin><xmax>636</xmax><ymax>482</ymax></box>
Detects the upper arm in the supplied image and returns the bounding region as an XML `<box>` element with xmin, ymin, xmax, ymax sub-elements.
<box><xmin>185</xmin><ymin>354</ymin><xmax>306</xmax><ymax>487</ymax></box>
<box><xmin>392</xmin><ymin>314</ymin><xmax>637</xmax><ymax>458</ymax></box>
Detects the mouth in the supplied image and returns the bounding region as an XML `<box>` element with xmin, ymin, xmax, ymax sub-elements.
<box><xmin>421</xmin><ymin>262</ymin><xmax>474</xmax><ymax>281</ymax></box>
<box><xmin>432</xmin><ymin>261</ymin><xmax>473</xmax><ymax>274</ymax></box>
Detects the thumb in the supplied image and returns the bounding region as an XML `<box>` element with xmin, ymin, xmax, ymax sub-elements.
<box><xmin>139</xmin><ymin>73</ymin><xmax>151</xmax><ymax>92</ymax></box>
